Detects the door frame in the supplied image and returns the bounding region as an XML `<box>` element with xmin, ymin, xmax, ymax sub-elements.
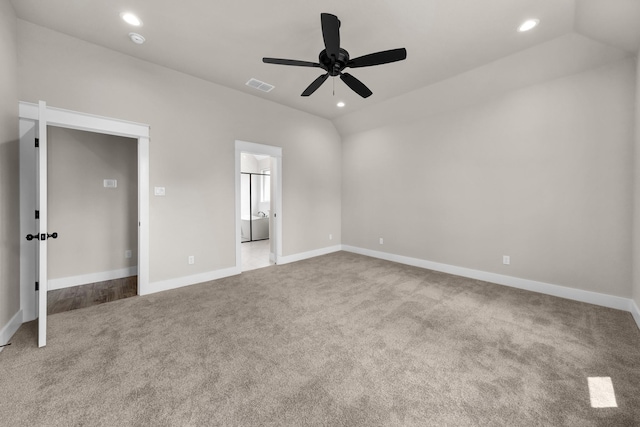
<box><xmin>235</xmin><ymin>140</ymin><xmax>282</xmax><ymax>268</ymax></box>
<box><xmin>19</xmin><ymin>101</ymin><xmax>150</xmax><ymax>328</ymax></box>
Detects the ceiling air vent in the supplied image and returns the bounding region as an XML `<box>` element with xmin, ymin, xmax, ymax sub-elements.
<box><xmin>246</xmin><ymin>78</ymin><xmax>274</xmax><ymax>93</ymax></box>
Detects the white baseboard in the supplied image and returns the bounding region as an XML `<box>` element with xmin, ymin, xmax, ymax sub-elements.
<box><xmin>277</xmin><ymin>245</ymin><xmax>342</xmax><ymax>265</ymax></box>
<box><xmin>342</xmin><ymin>245</ymin><xmax>636</xmax><ymax>316</ymax></box>
<box><xmin>0</xmin><ymin>309</ymin><xmax>23</xmax><ymax>353</ymax></box>
<box><xmin>48</xmin><ymin>267</ymin><xmax>138</xmax><ymax>290</ymax></box>
<box><xmin>630</xmin><ymin>299</ymin><xmax>640</xmax><ymax>330</ymax></box>
<box><xmin>143</xmin><ymin>266</ymin><xmax>241</xmax><ymax>296</ymax></box>
<box><xmin>141</xmin><ymin>244</ymin><xmax>340</xmax><ymax>296</ymax></box>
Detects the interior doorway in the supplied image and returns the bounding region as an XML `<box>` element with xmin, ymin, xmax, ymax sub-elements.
<box><xmin>240</xmin><ymin>153</ymin><xmax>271</xmax><ymax>271</ymax></box>
<box><xmin>46</xmin><ymin>127</ymin><xmax>138</xmax><ymax>314</ymax></box>
<box><xmin>19</xmin><ymin>101</ymin><xmax>150</xmax><ymax>347</ymax></box>
<box><xmin>235</xmin><ymin>141</ymin><xmax>282</xmax><ymax>272</ymax></box>
<box><xmin>240</xmin><ymin>169</ymin><xmax>271</xmax><ymax>243</ymax></box>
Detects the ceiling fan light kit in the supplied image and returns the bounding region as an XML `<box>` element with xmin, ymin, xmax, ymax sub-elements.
<box><xmin>263</xmin><ymin>13</ymin><xmax>407</xmax><ymax>98</ymax></box>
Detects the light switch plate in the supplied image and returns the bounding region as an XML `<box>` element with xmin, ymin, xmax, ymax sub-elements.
<box><xmin>103</xmin><ymin>179</ymin><xmax>117</xmax><ymax>188</ymax></box>
<box><xmin>154</xmin><ymin>187</ymin><xmax>166</xmax><ymax>196</ymax></box>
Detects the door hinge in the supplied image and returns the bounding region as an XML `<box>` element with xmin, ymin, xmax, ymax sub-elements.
<box><xmin>35</xmin><ymin>138</ymin><xmax>39</xmax><ymax>148</ymax></box>
<box><xmin>35</xmin><ymin>210</ymin><xmax>39</xmax><ymax>219</ymax></box>
<box><xmin>35</xmin><ymin>282</ymin><xmax>39</xmax><ymax>291</ymax></box>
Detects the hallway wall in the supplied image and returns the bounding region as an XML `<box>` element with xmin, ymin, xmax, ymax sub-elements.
<box><xmin>47</xmin><ymin>127</ymin><xmax>138</xmax><ymax>281</ymax></box>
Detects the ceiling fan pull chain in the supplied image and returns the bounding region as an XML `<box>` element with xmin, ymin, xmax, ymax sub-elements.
<box><xmin>333</xmin><ymin>77</ymin><xmax>335</xmax><ymax>96</ymax></box>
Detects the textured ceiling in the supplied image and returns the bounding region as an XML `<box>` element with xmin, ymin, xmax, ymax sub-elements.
<box><xmin>10</xmin><ymin>0</ymin><xmax>640</xmax><ymax>121</ymax></box>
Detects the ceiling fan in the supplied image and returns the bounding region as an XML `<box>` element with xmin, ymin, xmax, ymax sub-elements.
<box><xmin>262</xmin><ymin>13</ymin><xmax>407</xmax><ymax>98</ymax></box>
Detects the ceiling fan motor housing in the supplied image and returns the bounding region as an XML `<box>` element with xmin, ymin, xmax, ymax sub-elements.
<box><xmin>320</xmin><ymin>48</ymin><xmax>350</xmax><ymax>76</ymax></box>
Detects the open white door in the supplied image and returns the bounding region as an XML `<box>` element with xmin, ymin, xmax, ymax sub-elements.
<box><xmin>37</xmin><ymin>101</ymin><xmax>49</xmax><ymax>347</ymax></box>
<box><xmin>32</xmin><ymin>101</ymin><xmax>59</xmax><ymax>347</ymax></box>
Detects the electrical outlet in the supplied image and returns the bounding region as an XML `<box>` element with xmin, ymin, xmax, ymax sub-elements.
<box><xmin>379</xmin><ymin>237</ymin><xmax>384</xmax><ymax>245</ymax></box>
<box><xmin>188</xmin><ymin>255</ymin><xmax>195</xmax><ymax>265</ymax></box>
<box><xmin>503</xmin><ymin>255</ymin><xmax>510</xmax><ymax>265</ymax></box>
<box><xmin>329</xmin><ymin>234</ymin><xmax>333</xmax><ymax>240</ymax></box>
<box><xmin>125</xmin><ymin>250</ymin><xmax>132</xmax><ymax>259</ymax></box>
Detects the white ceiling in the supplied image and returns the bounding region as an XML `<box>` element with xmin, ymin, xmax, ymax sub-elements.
<box><xmin>10</xmin><ymin>0</ymin><xmax>640</xmax><ymax>121</ymax></box>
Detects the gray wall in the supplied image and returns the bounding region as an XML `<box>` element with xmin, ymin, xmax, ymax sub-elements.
<box><xmin>0</xmin><ymin>0</ymin><xmax>19</xmax><ymax>330</ymax></box>
<box><xmin>342</xmin><ymin>58</ymin><xmax>636</xmax><ymax>298</ymax></box>
<box><xmin>48</xmin><ymin>127</ymin><xmax>137</xmax><ymax>279</ymax></box>
<box><xmin>17</xmin><ymin>20</ymin><xmax>342</xmax><ymax>284</ymax></box>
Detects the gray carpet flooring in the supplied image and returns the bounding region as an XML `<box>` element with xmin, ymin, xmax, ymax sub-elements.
<box><xmin>1</xmin><ymin>251</ymin><xmax>639</xmax><ymax>426</ymax></box>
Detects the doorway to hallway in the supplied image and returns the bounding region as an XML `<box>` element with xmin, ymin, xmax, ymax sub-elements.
<box><xmin>235</xmin><ymin>140</ymin><xmax>282</xmax><ymax>273</ymax></box>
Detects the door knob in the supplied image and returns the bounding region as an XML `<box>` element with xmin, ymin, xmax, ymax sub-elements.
<box><xmin>25</xmin><ymin>232</ymin><xmax>58</xmax><ymax>241</ymax></box>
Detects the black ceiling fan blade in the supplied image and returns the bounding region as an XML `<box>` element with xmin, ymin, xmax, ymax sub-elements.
<box><xmin>340</xmin><ymin>73</ymin><xmax>372</xmax><ymax>98</ymax></box>
<box><xmin>347</xmin><ymin>48</ymin><xmax>407</xmax><ymax>68</ymax></box>
<box><xmin>263</xmin><ymin>58</ymin><xmax>323</xmax><ymax>68</ymax></box>
<box><xmin>302</xmin><ymin>73</ymin><xmax>330</xmax><ymax>96</ymax></box>
<box><xmin>321</xmin><ymin>13</ymin><xmax>340</xmax><ymax>58</ymax></box>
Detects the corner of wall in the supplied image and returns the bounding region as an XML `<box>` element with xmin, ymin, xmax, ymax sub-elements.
<box><xmin>0</xmin><ymin>0</ymin><xmax>22</xmax><ymax>337</ymax></box>
<box><xmin>633</xmin><ymin>49</ymin><xmax>640</xmax><ymax>315</ymax></box>
<box><xmin>0</xmin><ymin>309</ymin><xmax>22</xmax><ymax>351</ymax></box>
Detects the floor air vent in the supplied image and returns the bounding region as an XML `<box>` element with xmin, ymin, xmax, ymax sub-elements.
<box><xmin>246</xmin><ymin>78</ymin><xmax>274</xmax><ymax>93</ymax></box>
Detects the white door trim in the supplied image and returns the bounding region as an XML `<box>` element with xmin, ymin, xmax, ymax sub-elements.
<box><xmin>37</xmin><ymin>101</ymin><xmax>47</xmax><ymax>347</ymax></box>
<box><xmin>19</xmin><ymin>101</ymin><xmax>151</xmax><ymax>327</ymax></box>
<box><xmin>235</xmin><ymin>140</ymin><xmax>283</xmax><ymax>269</ymax></box>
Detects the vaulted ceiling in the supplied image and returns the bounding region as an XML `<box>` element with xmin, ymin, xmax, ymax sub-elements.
<box><xmin>10</xmin><ymin>0</ymin><xmax>640</xmax><ymax>121</ymax></box>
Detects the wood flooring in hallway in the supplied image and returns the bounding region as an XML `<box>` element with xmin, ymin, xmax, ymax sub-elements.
<box><xmin>47</xmin><ymin>276</ymin><xmax>137</xmax><ymax>315</ymax></box>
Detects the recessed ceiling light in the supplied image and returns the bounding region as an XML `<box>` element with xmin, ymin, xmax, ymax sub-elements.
<box><xmin>121</xmin><ymin>12</ymin><xmax>143</xmax><ymax>27</ymax></box>
<box><xmin>518</xmin><ymin>19</ymin><xmax>539</xmax><ymax>32</ymax></box>
<box><xmin>129</xmin><ymin>32</ymin><xmax>146</xmax><ymax>45</ymax></box>
<box><xmin>337</xmin><ymin>101</ymin><xmax>345</xmax><ymax>108</ymax></box>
